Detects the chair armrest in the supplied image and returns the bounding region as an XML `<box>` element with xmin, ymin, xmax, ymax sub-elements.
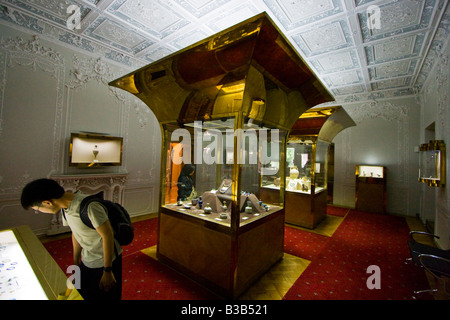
<box><xmin>410</xmin><ymin>231</ymin><xmax>440</xmax><ymax>241</ymax></box>
<box><xmin>418</xmin><ymin>254</ymin><xmax>450</xmax><ymax>278</ymax></box>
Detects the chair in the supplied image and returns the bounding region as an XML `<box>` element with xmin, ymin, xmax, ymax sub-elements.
<box><xmin>407</xmin><ymin>231</ymin><xmax>450</xmax><ymax>265</ymax></box>
<box><xmin>406</xmin><ymin>231</ymin><xmax>450</xmax><ymax>299</ymax></box>
<box><xmin>415</xmin><ymin>254</ymin><xmax>450</xmax><ymax>299</ymax></box>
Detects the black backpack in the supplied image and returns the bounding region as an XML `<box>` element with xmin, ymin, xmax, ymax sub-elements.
<box><xmin>78</xmin><ymin>192</ymin><xmax>134</xmax><ymax>246</ymax></box>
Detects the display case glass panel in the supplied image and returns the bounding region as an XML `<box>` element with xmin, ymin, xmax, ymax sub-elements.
<box><xmin>273</xmin><ymin>137</ymin><xmax>328</xmax><ymax>195</ymax></box>
<box><xmin>419</xmin><ymin>140</ymin><xmax>446</xmax><ymax>187</ymax></box>
<box><xmin>420</xmin><ymin>150</ymin><xmax>441</xmax><ymax>180</ymax></box>
<box><xmin>0</xmin><ymin>230</ymin><xmax>48</xmax><ymax>300</ymax></box>
<box><xmin>356</xmin><ymin>165</ymin><xmax>384</xmax><ymax>178</ymax></box>
<box><xmin>286</xmin><ymin>139</ymin><xmax>313</xmax><ymax>193</ymax></box>
<box><xmin>163</xmin><ymin>117</ymin><xmax>285</xmax><ymax>228</ymax></box>
<box><xmin>314</xmin><ymin>139</ymin><xmax>328</xmax><ymax>193</ymax></box>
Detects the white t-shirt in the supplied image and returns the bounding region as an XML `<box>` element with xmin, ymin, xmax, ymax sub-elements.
<box><xmin>63</xmin><ymin>192</ymin><xmax>123</xmax><ymax>268</ymax></box>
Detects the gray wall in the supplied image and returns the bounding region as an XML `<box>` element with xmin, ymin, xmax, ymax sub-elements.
<box><xmin>417</xmin><ymin>37</ymin><xmax>449</xmax><ymax>249</ymax></box>
<box><xmin>333</xmin><ymin>96</ymin><xmax>421</xmax><ymax>217</ymax></box>
<box><xmin>0</xmin><ymin>25</ymin><xmax>161</xmax><ymax>234</ymax></box>
<box><xmin>332</xmin><ymin>38</ymin><xmax>450</xmax><ymax>249</ymax></box>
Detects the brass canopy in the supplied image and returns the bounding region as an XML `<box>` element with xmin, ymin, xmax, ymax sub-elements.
<box><xmin>289</xmin><ymin>106</ymin><xmax>356</xmax><ymax>143</ymax></box>
<box><xmin>109</xmin><ymin>12</ymin><xmax>334</xmax><ymax>130</ymax></box>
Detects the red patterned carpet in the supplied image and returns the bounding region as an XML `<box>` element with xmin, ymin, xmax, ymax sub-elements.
<box><xmin>325</xmin><ymin>205</ymin><xmax>349</xmax><ymax>217</ymax></box>
<box><xmin>284</xmin><ymin>227</ymin><xmax>329</xmax><ymax>261</ymax></box>
<box><xmin>283</xmin><ymin>210</ymin><xmax>431</xmax><ymax>300</ymax></box>
<box><xmin>122</xmin><ymin>251</ymin><xmax>220</xmax><ymax>300</ymax></box>
<box><xmin>43</xmin><ymin>219</ymin><xmax>220</xmax><ymax>300</ymax></box>
<box><xmin>43</xmin><ymin>219</ymin><xmax>159</xmax><ymax>274</ymax></box>
<box><xmin>43</xmin><ymin>208</ymin><xmax>432</xmax><ymax>300</ymax></box>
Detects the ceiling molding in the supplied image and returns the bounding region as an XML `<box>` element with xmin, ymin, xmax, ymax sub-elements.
<box><xmin>0</xmin><ymin>0</ymin><xmax>448</xmax><ymax>104</ymax></box>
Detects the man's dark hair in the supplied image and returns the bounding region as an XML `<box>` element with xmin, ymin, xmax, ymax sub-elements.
<box><xmin>21</xmin><ymin>178</ymin><xmax>65</xmax><ymax>210</ymax></box>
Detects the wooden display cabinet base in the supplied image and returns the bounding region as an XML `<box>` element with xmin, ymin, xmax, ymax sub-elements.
<box><xmin>157</xmin><ymin>209</ymin><xmax>284</xmax><ymax>299</ymax></box>
<box><xmin>285</xmin><ymin>190</ymin><xmax>327</xmax><ymax>229</ymax></box>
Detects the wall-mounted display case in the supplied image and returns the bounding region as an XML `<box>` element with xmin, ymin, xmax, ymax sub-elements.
<box><xmin>419</xmin><ymin>140</ymin><xmax>446</xmax><ymax>187</ymax></box>
<box><xmin>110</xmin><ymin>13</ymin><xmax>333</xmax><ymax>298</ymax></box>
<box><xmin>355</xmin><ymin>165</ymin><xmax>386</xmax><ymax>213</ymax></box>
<box><xmin>69</xmin><ymin>133</ymin><xmax>123</xmax><ymax>167</ymax></box>
<box><xmin>0</xmin><ymin>226</ymin><xmax>81</xmax><ymax>300</ymax></box>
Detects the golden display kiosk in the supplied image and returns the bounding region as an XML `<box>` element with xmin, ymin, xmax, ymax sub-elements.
<box><xmin>110</xmin><ymin>13</ymin><xmax>333</xmax><ymax>298</ymax></box>
<box><xmin>262</xmin><ymin>106</ymin><xmax>356</xmax><ymax>229</ymax></box>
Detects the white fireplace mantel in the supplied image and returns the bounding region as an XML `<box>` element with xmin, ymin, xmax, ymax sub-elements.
<box><xmin>46</xmin><ymin>173</ymin><xmax>128</xmax><ymax>235</ymax></box>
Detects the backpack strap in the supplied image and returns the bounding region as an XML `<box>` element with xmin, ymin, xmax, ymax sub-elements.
<box><xmin>61</xmin><ymin>209</ymin><xmax>67</xmax><ymax>223</ymax></box>
<box><xmin>61</xmin><ymin>191</ymin><xmax>104</xmax><ymax>226</ymax></box>
<box><xmin>79</xmin><ymin>199</ymin><xmax>96</xmax><ymax>229</ymax></box>
<box><xmin>78</xmin><ymin>192</ymin><xmax>121</xmax><ymax>255</ymax></box>
<box><xmin>79</xmin><ymin>192</ymin><xmax>105</xmax><ymax>229</ymax></box>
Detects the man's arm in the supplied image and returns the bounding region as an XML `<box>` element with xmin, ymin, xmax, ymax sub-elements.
<box><xmin>95</xmin><ymin>220</ymin><xmax>116</xmax><ymax>292</ymax></box>
<box><xmin>72</xmin><ymin>233</ymin><xmax>82</xmax><ymax>266</ymax></box>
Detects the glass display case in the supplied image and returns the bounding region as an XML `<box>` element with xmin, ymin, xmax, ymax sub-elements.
<box><xmin>0</xmin><ymin>226</ymin><xmax>82</xmax><ymax>300</ymax></box>
<box><xmin>355</xmin><ymin>165</ymin><xmax>386</xmax><ymax>213</ymax></box>
<box><xmin>357</xmin><ymin>165</ymin><xmax>384</xmax><ymax>178</ymax></box>
<box><xmin>0</xmin><ymin>229</ymin><xmax>48</xmax><ymax>300</ymax></box>
<box><xmin>261</xmin><ymin>106</ymin><xmax>356</xmax><ymax>229</ymax></box>
<box><xmin>267</xmin><ymin>137</ymin><xmax>328</xmax><ymax>195</ymax></box>
<box><xmin>162</xmin><ymin>117</ymin><xmax>286</xmax><ymax>229</ymax></box>
<box><xmin>110</xmin><ymin>13</ymin><xmax>333</xmax><ymax>298</ymax></box>
<box><xmin>69</xmin><ymin>133</ymin><xmax>123</xmax><ymax>167</ymax></box>
<box><xmin>281</xmin><ymin>137</ymin><xmax>329</xmax><ymax>228</ymax></box>
<box><xmin>419</xmin><ymin>140</ymin><xmax>446</xmax><ymax>187</ymax></box>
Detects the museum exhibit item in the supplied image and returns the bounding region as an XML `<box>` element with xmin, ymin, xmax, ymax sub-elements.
<box><xmin>110</xmin><ymin>13</ymin><xmax>333</xmax><ymax>298</ymax></box>
<box><xmin>0</xmin><ymin>226</ymin><xmax>82</xmax><ymax>300</ymax></box>
<box><xmin>355</xmin><ymin>165</ymin><xmax>387</xmax><ymax>213</ymax></box>
<box><xmin>261</xmin><ymin>106</ymin><xmax>355</xmax><ymax>228</ymax></box>
<box><xmin>69</xmin><ymin>132</ymin><xmax>123</xmax><ymax>167</ymax></box>
<box><xmin>419</xmin><ymin>140</ymin><xmax>446</xmax><ymax>187</ymax></box>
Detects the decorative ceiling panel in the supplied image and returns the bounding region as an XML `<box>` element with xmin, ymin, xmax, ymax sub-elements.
<box><xmin>369</xmin><ymin>60</ymin><xmax>418</xmax><ymax>80</ymax></box>
<box><xmin>0</xmin><ymin>0</ymin><xmax>447</xmax><ymax>103</ymax></box>
<box><xmin>85</xmin><ymin>17</ymin><xmax>153</xmax><ymax>54</ymax></box>
<box><xmin>310</xmin><ymin>49</ymin><xmax>360</xmax><ymax>74</ymax></box>
<box><xmin>332</xmin><ymin>84</ymin><xmax>365</xmax><ymax>96</ymax></box>
<box><xmin>293</xmin><ymin>19</ymin><xmax>354</xmax><ymax>56</ymax></box>
<box><xmin>174</xmin><ymin>0</ymin><xmax>232</xmax><ymax>18</ymax></box>
<box><xmin>324</xmin><ymin>69</ymin><xmax>363</xmax><ymax>87</ymax></box>
<box><xmin>205</xmin><ymin>3</ymin><xmax>260</xmax><ymax>32</ymax></box>
<box><xmin>367</xmin><ymin>33</ymin><xmax>426</xmax><ymax>64</ymax></box>
<box><xmin>358</xmin><ymin>0</ymin><xmax>434</xmax><ymax>42</ymax></box>
<box><xmin>168</xmin><ymin>28</ymin><xmax>210</xmax><ymax>50</ymax></box>
<box><xmin>264</xmin><ymin>0</ymin><xmax>344</xmax><ymax>30</ymax></box>
<box><xmin>107</xmin><ymin>0</ymin><xmax>190</xmax><ymax>39</ymax></box>
<box><xmin>371</xmin><ymin>77</ymin><xmax>412</xmax><ymax>90</ymax></box>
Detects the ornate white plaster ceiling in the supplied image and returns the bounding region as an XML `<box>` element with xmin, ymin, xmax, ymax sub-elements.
<box><xmin>0</xmin><ymin>0</ymin><xmax>448</xmax><ymax>104</ymax></box>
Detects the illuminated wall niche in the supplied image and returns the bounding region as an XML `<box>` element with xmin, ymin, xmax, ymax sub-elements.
<box><xmin>69</xmin><ymin>133</ymin><xmax>123</xmax><ymax>167</ymax></box>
